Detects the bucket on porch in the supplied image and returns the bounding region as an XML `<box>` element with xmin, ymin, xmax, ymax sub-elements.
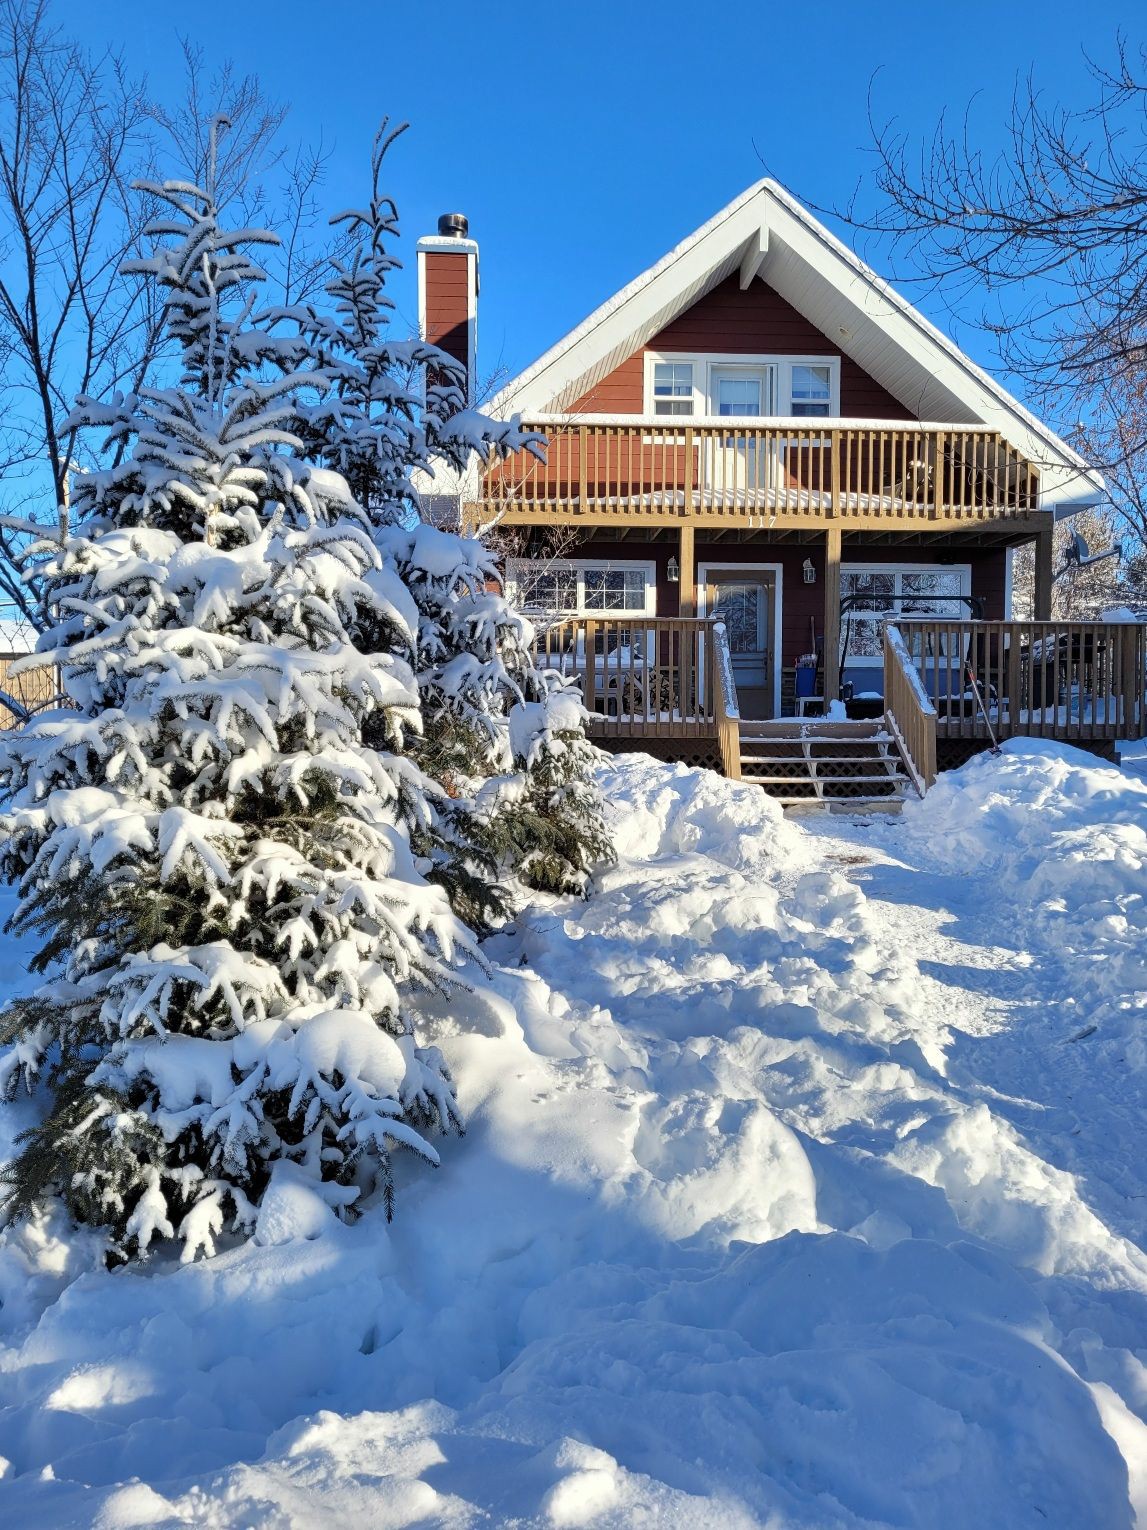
<box><xmin>795</xmin><ymin>655</ymin><xmax>818</xmax><ymax>699</ymax></box>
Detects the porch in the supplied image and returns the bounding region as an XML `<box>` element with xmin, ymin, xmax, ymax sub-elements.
<box><xmin>475</xmin><ymin>417</ymin><xmax>1058</xmax><ymax>709</ymax></box>
<box><xmin>535</xmin><ymin>614</ymin><xmax>1147</xmax><ymax>800</ymax></box>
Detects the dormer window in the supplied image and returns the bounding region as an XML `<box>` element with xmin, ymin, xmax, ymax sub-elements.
<box><xmin>652</xmin><ymin>362</ymin><xmax>694</xmax><ymax>415</ymax></box>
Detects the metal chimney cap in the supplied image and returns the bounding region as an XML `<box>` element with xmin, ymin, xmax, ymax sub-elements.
<box><xmin>437</xmin><ymin>212</ymin><xmax>469</xmax><ymax>238</ymax></box>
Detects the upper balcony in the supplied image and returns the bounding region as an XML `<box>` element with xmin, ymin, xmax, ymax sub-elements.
<box><xmin>470</xmin><ymin>416</ymin><xmax>1042</xmax><ymax>528</ymax></box>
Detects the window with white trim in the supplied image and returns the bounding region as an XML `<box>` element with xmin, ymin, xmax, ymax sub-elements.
<box><xmin>652</xmin><ymin>362</ymin><xmax>694</xmax><ymax>415</ymax></box>
<box><xmin>507</xmin><ymin>559</ymin><xmax>656</xmax><ymax>618</ymax></box>
<box><xmin>644</xmin><ymin>353</ymin><xmax>841</xmax><ymax>416</ymax></box>
<box><xmin>841</xmin><ymin>564</ymin><xmax>970</xmax><ymax>662</ymax></box>
<box><xmin>790</xmin><ymin>363</ymin><xmax>833</xmax><ymax>417</ymax></box>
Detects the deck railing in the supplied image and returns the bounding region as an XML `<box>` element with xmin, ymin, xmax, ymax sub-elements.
<box><xmin>712</xmin><ymin>619</ymin><xmax>742</xmax><ymax>780</ymax></box>
<box><xmin>883</xmin><ymin>625</ymin><xmax>937</xmax><ymax>792</ymax></box>
<box><xmin>530</xmin><ymin>615</ymin><xmax>722</xmax><ymax>737</ymax></box>
<box><xmin>477</xmin><ymin>417</ymin><xmax>1040</xmax><ymax>522</ymax></box>
<box><xmin>890</xmin><ymin>618</ymin><xmax>1147</xmax><ymax>744</ymax></box>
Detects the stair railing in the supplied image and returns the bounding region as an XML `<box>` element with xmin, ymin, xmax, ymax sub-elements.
<box><xmin>883</xmin><ymin>623</ymin><xmax>937</xmax><ymax>794</ymax></box>
<box><xmin>712</xmin><ymin>617</ymin><xmax>742</xmax><ymax>780</ymax></box>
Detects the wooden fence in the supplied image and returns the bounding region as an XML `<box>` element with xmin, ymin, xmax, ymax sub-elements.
<box><xmin>0</xmin><ymin>654</ymin><xmax>57</xmax><ymax>730</ymax></box>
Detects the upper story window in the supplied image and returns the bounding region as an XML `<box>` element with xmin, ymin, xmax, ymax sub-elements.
<box><xmin>790</xmin><ymin>363</ymin><xmax>833</xmax><ymax>417</ymax></box>
<box><xmin>645</xmin><ymin>353</ymin><xmax>841</xmax><ymax>416</ymax></box>
<box><xmin>652</xmin><ymin>362</ymin><xmax>694</xmax><ymax>415</ymax></box>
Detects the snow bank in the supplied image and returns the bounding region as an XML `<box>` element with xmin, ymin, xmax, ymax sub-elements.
<box><xmin>2</xmin><ymin>753</ymin><xmax>1147</xmax><ymax>1525</ymax></box>
<box><xmin>904</xmin><ymin>738</ymin><xmax>1147</xmax><ymax>1058</ymax></box>
<box><xmin>595</xmin><ymin>751</ymin><xmax>807</xmax><ymax>872</ymax></box>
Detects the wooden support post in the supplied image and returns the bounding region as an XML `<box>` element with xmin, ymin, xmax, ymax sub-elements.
<box><xmin>823</xmin><ymin>524</ymin><xmax>841</xmax><ymax>703</ymax></box>
<box><xmin>1034</xmin><ymin>518</ymin><xmax>1054</xmax><ymax>620</ymax></box>
<box><xmin>677</xmin><ymin>521</ymin><xmax>696</xmax><ymax>617</ymax></box>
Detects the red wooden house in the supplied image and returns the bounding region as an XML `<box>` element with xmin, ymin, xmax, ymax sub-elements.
<box><xmin>416</xmin><ymin>185</ymin><xmax>1144</xmax><ymax>799</ymax></box>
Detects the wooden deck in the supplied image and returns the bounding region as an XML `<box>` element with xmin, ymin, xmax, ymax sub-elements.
<box><xmin>533</xmin><ymin>615</ymin><xmax>1147</xmax><ymax>798</ymax></box>
<box><xmin>476</xmin><ymin>418</ymin><xmax>1040</xmax><ymax>527</ymax></box>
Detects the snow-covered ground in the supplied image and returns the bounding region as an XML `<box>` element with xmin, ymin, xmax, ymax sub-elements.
<box><xmin>2</xmin><ymin>740</ymin><xmax>1147</xmax><ymax>1527</ymax></box>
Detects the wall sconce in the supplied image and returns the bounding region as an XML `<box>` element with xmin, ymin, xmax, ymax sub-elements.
<box><xmin>667</xmin><ymin>556</ymin><xmax>679</xmax><ymax>583</ymax></box>
<box><xmin>803</xmin><ymin>558</ymin><xmax>816</xmax><ymax>585</ymax></box>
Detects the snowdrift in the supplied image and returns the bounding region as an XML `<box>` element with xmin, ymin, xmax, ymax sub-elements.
<box><xmin>904</xmin><ymin>738</ymin><xmax>1147</xmax><ymax>1060</ymax></box>
<box><xmin>1</xmin><ymin>745</ymin><xmax>1147</xmax><ymax>1526</ymax></box>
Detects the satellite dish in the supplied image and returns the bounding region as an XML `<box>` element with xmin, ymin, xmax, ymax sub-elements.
<box><xmin>1055</xmin><ymin>527</ymin><xmax>1122</xmax><ymax>580</ymax></box>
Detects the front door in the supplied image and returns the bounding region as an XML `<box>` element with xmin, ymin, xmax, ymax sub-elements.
<box><xmin>706</xmin><ymin>569</ymin><xmax>775</xmax><ymax>719</ymax></box>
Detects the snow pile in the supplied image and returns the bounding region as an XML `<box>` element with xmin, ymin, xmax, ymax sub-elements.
<box><xmin>3</xmin><ymin>747</ymin><xmax>1147</xmax><ymax>1525</ymax></box>
<box><xmin>904</xmin><ymin>738</ymin><xmax>1147</xmax><ymax>1057</ymax></box>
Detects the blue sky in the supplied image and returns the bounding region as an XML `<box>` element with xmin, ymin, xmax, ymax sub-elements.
<box><xmin>58</xmin><ymin>0</ymin><xmax>1133</xmax><ymax>406</ymax></box>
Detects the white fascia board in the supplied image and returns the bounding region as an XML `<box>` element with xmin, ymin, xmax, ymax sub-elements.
<box><xmin>488</xmin><ymin>183</ymin><xmax>774</xmax><ymax>417</ymax></box>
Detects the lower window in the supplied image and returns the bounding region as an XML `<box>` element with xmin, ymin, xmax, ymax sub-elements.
<box><xmin>507</xmin><ymin>560</ymin><xmax>656</xmax><ymax>619</ymax></box>
<box><xmin>841</xmin><ymin>565</ymin><xmax>970</xmax><ymax>662</ymax></box>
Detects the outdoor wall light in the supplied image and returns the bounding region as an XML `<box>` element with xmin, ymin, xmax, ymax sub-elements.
<box><xmin>667</xmin><ymin>556</ymin><xmax>679</xmax><ymax>582</ymax></box>
<box><xmin>803</xmin><ymin>558</ymin><xmax>816</xmax><ymax>585</ymax></box>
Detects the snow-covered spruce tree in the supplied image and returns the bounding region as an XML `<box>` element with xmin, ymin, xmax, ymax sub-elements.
<box><xmin>0</xmin><ymin>157</ymin><xmax>488</xmax><ymax>1261</ymax></box>
<box><xmin>277</xmin><ymin>122</ymin><xmax>611</xmax><ymax>903</ymax></box>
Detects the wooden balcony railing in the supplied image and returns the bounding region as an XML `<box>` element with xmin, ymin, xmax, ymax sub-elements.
<box><xmin>883</xmin><ymin>625</ymin><xmax>937</xmax><ymax>792</ymax></box>
<box><xmin>529</xmin><ymin>615</ymin><xmax>723</xmax><ymax>737</ymax></box>
<box><xmin>476</xmin><ymin>416</ymin><xmax>1040</xmax><ymax>523</ymax></box>
<box><xmin>889</xmin><ymin>618</ymin><xmax>1147</xmax><ymax>744</ymax></box>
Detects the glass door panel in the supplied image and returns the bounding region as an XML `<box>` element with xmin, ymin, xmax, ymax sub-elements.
<box><xmin>708</xmin><ymin>570</ymin><xmax>773</xmax><ymax>718</ymax></box>
<box><xmin>708</xmin><ymin>366</ymin><xmax>776</xmax><ymax>501</ymax></box>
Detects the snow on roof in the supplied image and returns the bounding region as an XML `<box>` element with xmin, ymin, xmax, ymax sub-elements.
<box><xmin>491</xmin><ymin>179</ymin><xmax>1103</xmax><ymax>508</ymax></box>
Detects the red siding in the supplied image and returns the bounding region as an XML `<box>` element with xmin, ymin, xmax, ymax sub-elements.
<box><xmin>570</xmin><ymin>275</ymin><xmax>912</xmax><ymax>419</ymax></box>
<box><xmin>424</xmin><ymin>251</ymin><xmax>470</xmax><ymax>370</ymax></box>
<box><xmin>564</xmin><ymin>536</ymin><xmax>1008</xmax><ymax>675</ymax></box>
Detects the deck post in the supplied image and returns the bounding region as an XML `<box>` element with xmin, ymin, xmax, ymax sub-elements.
<box><xmin>1034</xmin><ymin>518</ymin><xmax>1054</xmax><ymax>620</ymax></box>
<box><xmin>677</xmin><ymin>521</ymin><xmax>696</xmax><ymax>617</ymax></box>
<box><xmin>823</xmin><ymin>524</ymin><xmax>842</xmax><ymax>703</ymax></box>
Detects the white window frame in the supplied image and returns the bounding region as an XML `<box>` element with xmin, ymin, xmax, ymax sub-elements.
<box><xmin>840</xmin><ymin>561</ymin><xmax>971</xmax><ymax>669</ymax></box>
<box><xmin>650</xmin><ymin>360</ymin><xmax>697</xmax><ymax>417</ymax></box>
<box><xmin>643</xmin><ymin>351</ymin><xmax>841</xmax><ymax>416</ymax></box>
<box><xmin>506</xmin><ymin>557</ymin><xmax>658</xmax><ymax>618</ymax></box>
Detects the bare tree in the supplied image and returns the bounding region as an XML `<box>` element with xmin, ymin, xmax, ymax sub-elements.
<box><xmin>0</xmin><ymin>2</ymin><xmax>334</xmax><ymax>637</ymax></box>
<box><xmin>828</xmin><ymin>39</ymin><xmax>1147</xmax><ymax>554</ymax></box>
<box><xmin>0</xmin><ymin>0</ymin><xmax>151</xmax><ymax>623</ymax></box>
<box><xmin>1075</xmin><ymin>366</ymin><xmax>1147</xmax><ymax>552</ymax></box>
<box><xmin>1011</xmin><ymin>506</ymin><xmax>1125</xmax><ymax>619</ymax></box>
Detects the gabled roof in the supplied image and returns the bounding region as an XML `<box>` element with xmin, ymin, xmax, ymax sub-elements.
<box><xmin>491</xmin><ymin>179</ymin><xmax>1103</xmax><ymax>509</ymax></box>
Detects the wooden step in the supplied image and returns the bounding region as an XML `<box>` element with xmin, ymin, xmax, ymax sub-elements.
<box><xmin>738</xmin><ymin>752</ymin><xmax>903</xmax><ymax>767</ymax></box>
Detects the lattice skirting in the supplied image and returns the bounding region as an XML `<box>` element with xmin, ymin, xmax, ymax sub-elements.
<box><xmin>592</xmin><ymin>735</ymin><xmax>723</xmax><ymax>774</ymax></box>
<box><xmin>937</xmin><ymin>737</ymin><xmax>1118</xmax><ymax>772</ymax></box>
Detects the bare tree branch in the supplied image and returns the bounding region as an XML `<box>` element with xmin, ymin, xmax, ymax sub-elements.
<box><xmin>810</xmin><ymin>36</ymin><xmax>1147</xmax><ymax>562</ymax></box>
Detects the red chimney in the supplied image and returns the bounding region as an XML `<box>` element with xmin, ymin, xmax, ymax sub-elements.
<box><xmin>417</xmin><ymin>213</ymin><xmax>478</xmax><ymax>407</ymax></box>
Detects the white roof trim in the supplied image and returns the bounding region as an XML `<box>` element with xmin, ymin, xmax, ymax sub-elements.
<box><xmin>490</xmin><ymin>179</ymin><xmax>1103</xmax><ymax>505</ymax></box>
